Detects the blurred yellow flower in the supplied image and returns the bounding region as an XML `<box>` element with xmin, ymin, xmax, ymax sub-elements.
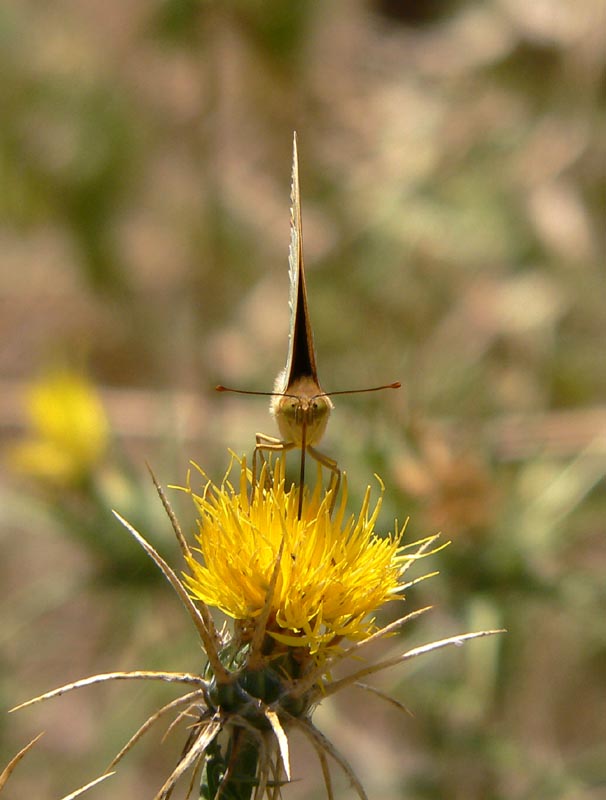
<box><xmin>185</xmin><ymin>456</ymin><xmax>417</xmax><ymax>657</ymax></box>
<box><xmin>10</xmin><ymin>368</ymin><xmax>109</xmax><ymax>486</ymax></box>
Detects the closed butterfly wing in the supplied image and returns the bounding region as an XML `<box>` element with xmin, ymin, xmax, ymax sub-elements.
<box><xmin>274</xmin><ymin>132</ymin><xmax>321</xmax><ymax>395</ymax></box>
<box><xmin>270</xmin><ymin>132</ymin><xmax>333</xmax><ymax>450</ymax></box>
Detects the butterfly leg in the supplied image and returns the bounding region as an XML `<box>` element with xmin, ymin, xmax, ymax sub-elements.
<box><xmin>307</xmin><ymin>446</ymin><xmax>341</xmax><ymax>514</ymax></box>
<box><xmin>253</xmin><ymin>433</ymin><xmax>294</xmax><ymax>499</ymax></box>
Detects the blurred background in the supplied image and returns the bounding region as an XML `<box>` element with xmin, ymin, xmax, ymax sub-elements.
<box><xmin>1</xmin><ymin>0</ymin><xmax>605</xmax><ymax>797</ymax></box>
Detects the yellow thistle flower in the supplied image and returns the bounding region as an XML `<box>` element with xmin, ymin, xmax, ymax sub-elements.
<box><xmin>185</xmin><ymin>456</ymin><xmax>416</xmax><ymax>658</ymax></box>
<box><xmin>12</xmin><ymin>454</ymin><xmax>502</xmax><ymax>799</ymax></box>
<box><xmin>9</xmin><ymin>368</ymin><xmax>109</xmax><ymax>486</ymax></box>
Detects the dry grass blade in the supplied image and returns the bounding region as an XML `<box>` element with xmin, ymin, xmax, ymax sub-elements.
<box><xmin>293</xmin><ymin>606</ymin><xmax>432</xmax><ymax>700</ymax></box>
<box><xmin>267</xmin><ymin>750</ymin><xmax>285</xmax><ymax>800</ymax></box>
<box><xmin>11</xmin><ymin>671</ymin><xmax>205</xmax><ymax>712</ymax></box>
<box><xmin>108</xmin><ymin>690</ymin><xmax>205</xmax><ymax>769</ymax></box>
<box><xmin>340</xmin><ymin>606</ymin><xmax>433</xmax><ymax>659</ymax></box>
<box><xmin>353</xmin><ymin>682</ymin><xmax>413</xmax><ymax>717</ymax></box>
<box><xmin>112</xmin><ymin>510</ymin><xmax>229</xmax><ymax>682</ymax></box>
<box><xmin>164</xmin><ymin>720</ymin><xmax>201</xmax><ymax>800</ymax></box>
<box><xmin>183</xmin><ymin>766</ymin><xmax>198</xmax><ymax>800</ymax></box>
<box><xmin>183</xmin><ymin>751</ymin><xmax>206</xmax><ymax>800</ymax></box>
<box><xmin>293</xmin><ymin>719</ymin><xmax>368</xmax><ymax>800</ymax></box>
<box><xmin>313</xmin><ymin>741</ymin><xmax>334</xmax><ymax>800</ymax></box>
<box><xmin>147</xmin><ymin>463</ymin><xmax>193</xmax><ymax>561</ymax></box>
<box><xmin>323</xmin><ymin>629</ymin><xmax>506</xmax><ymax>698</ymax></box>
<box><xmin>154</xmin><ymin>717</ymin><xmax>222</xmax><ymax>800</ymax></box>
<box><xmin>254</xmin><ymin>752</ymin><xmax>270</xmax><ymax>800</ymax></box>
<box><xmin>263</xmin><ymin>709</ymin><xmax>290</xmax><ymax>781</ymax></box>
<box><xmin>59</xmin><ymin>772</ymin><xmax>115</xmax><ymax>799</ymax></box>
<box><xmin>0</xmin><ymin>732</ymin><xmax>44</xmax><ymax>790</ymax></box>
<box><xmin>163</xmin><ymin>702</ymin><xmax>205</xmax><ymax>743</ymax></box>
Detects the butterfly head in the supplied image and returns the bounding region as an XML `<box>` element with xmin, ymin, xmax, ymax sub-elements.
<box><xmin>271</xmin><ymin>376</ymin><xmax>333</xmax><ymax>448</ymax></box>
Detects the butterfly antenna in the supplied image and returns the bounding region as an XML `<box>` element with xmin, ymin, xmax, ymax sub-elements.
<box><xmin>321</xmin><ymin>381</ymin><xmax>401</xmax><ymax>398</ymax></box>
<box><xmin>217</xmin><ymin>383</ymin><xmax>401</xmax><ymax>399</ymax></box>
<box><xmin>216</xmin><ymin>385</ymin><xmax>304</xmax><ymax>400</ymax></box>
<box><xmin>216</xmin><ymin>385</ymin><xmax>280</xmax><ymax>398</ymax></box>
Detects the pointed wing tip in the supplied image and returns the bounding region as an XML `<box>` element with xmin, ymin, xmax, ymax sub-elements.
<box><xmin>291</xmin><ymin>133</ymin><xmax>299</xmax><ymax>175</ymax></box>
<box><xmin>290</xmin><ymin>131</ymin><xmax>301</xmax><ymax>220</ymax></box>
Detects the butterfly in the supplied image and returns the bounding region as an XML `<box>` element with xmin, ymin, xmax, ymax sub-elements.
<box><xmin>217</xmin><ymin>133</ymin><xmax>400</xmax><ymax>518</ymax></box>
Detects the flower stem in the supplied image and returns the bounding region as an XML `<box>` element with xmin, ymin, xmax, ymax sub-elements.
<box><xmin>201</xmin><ymin>727</ymin><xmax>259</xmax><ymax>800</ymax></box>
